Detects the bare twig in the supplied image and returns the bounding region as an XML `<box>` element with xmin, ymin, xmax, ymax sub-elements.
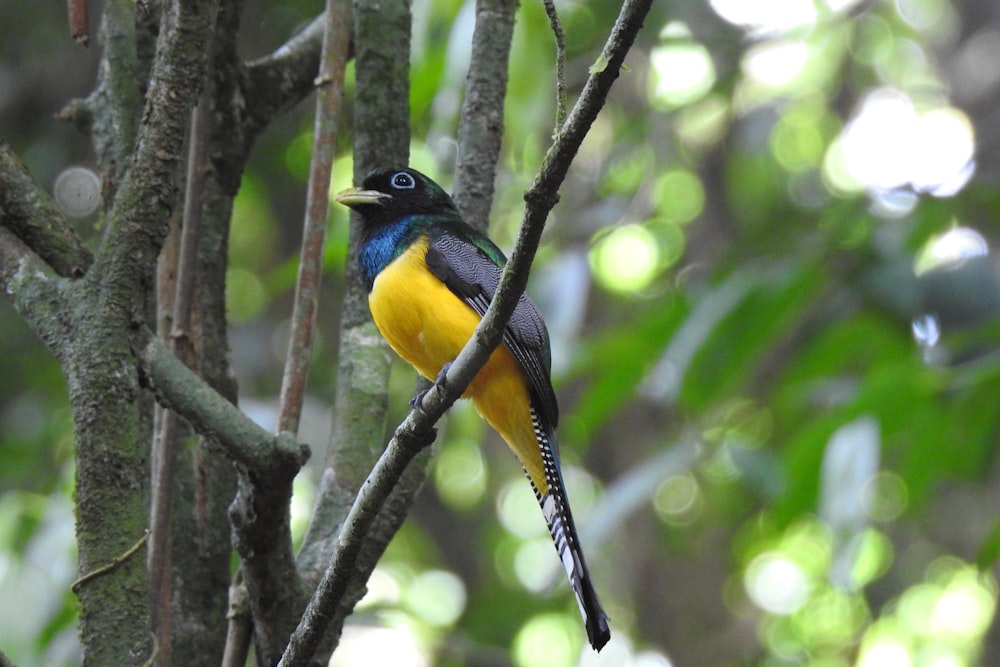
<box><xmin>219</xmin><ymin>2</ymin><xmax>352</xmax><ymax>665</ymax></box>
<box><xmin>541</xmin><ymin>0</ymin><xmax>568</xmax><ymax>132</ymax></box>
<box><xmin>220</xmin><ymin>571</ymin><xmax>252</xmax><ymax>667</ymax></box>
<box><xmin>278</xmin><ymin>0</ymin><xmax>352</xmax><ymax>435</ymax></box>
<box><xmin>68</xmin><ymin>0</ymin><xmax>90</xmax><ymax>45</ymax></box>
<box><xmin>279</xmin><ymin>1</ymin><xmax>653</xmax><ymax>664</ymax></box>
<box><xmin>148</xmin><ymin>88</ymin><xmax>212</xmax><ymax>667</ymax></box>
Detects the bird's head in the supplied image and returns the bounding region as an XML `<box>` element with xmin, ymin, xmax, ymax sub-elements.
<box><xmin>334</xmin><ymin>166</ymin><xmax>459</xmax><ymax>225</ymax></box>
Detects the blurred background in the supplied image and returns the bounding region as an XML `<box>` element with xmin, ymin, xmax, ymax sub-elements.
<box><xmin>3</xmin><ymin>0</ymin><xmax>1000</xmax><ymax>665</ymax></box>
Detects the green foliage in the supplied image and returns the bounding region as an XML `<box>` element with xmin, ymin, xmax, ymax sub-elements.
<box><xmin>5</xmin><ymin>0</ymin><xmax>1000</xmax><ymax>665</ymax></box>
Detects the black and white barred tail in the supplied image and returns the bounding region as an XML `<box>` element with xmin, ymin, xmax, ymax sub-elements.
<box><xmin>527</xmin><ymin>406</ymin><xmax>611</xmax><ymax>651</ymax></box>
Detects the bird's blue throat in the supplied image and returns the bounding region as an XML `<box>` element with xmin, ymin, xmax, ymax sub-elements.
<box><xmin>357</xmin><ymin>216</ymin><xmax>423</xmax><ymax>289</ymax></box>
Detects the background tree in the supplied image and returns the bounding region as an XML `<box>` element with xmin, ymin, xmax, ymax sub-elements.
<box><xmin>3</xmin><ymin>0</ymin><xmax>1000</xmax><ymax>666</ymax></box>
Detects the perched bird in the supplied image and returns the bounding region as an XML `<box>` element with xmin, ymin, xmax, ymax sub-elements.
<box><xmin>335</xmin><ymin>166</ymin><xmax>611</xmax><ymax>651</ymax></box>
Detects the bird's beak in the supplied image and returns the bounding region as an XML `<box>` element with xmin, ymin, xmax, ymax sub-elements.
<box><xmin>334</xmin><ymin>188</ymin><xmax>389</xmax><ymax>208</ymax></box>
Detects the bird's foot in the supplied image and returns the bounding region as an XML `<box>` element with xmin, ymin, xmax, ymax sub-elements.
<box><xmin>408</xmin><ymin>387</ymin><xmax>430</xmax><ymax>411</ymax></box>
<box><xmin>408</xmin><ymin>361</ymin><xmax>454</xmax><ymax>415</ymax></box>
<box><xmin>434</xmin><ymin>361</ymin><xmax>453</xmax><ymax>388</ymax></box>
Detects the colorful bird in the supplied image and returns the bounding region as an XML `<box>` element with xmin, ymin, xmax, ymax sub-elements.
<box><xmin>335</xmin><ymin>166</ymin><xmax>611</xmax><ymax>651</ymax></box>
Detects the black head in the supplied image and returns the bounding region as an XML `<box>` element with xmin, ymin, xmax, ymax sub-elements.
<box><xmin>334</xmin><ymin>166</ymin><xmax>459</xmax><ymax>224</ymax></box>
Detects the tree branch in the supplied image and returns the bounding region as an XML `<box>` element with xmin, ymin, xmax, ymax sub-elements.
<box><xmin>541</xmin><ymin>0</ymin><xmax>568</xmax><ymax>131</ymax></box>
<box><xmin>148</xmin><ymin>83</ymin><xmax>213</xmax><ymax>666</ymax></box>
<box><xmin>429</xmin><ymin>0</ymin><xmax>653</xmax><ymax>436</ymax></box>
<box><xmin>0</xmin><ymin>139</ymin><xmax>93</xmax><ymax>278</ymax></box>
<box><xmin>278</xmin><ymin>0</ymin><xmax>352</xmax><ymax>436</ymax></box>
<box><xmin>280</xmin><ymin>0</ymin><xmax>654</xmax><ymax>663</ymax></box>
<box><xmin>135</xmin><ymin>328</ymin><xmax>309</xmax><ymax>473</ymax></box>
<box><xmin>294</xmin><ymin>0</ymin><xmax>412</xmax><ymax>589</ymax></box>
<box><xmin>243</xmin><ymin>14</ymin><xmax>327</xmax><ymax>141</ymax></box>
<box><xmin>452</xmin><ymin>0</ymin><xmax>517</xmax><ymax>232</ymax></box>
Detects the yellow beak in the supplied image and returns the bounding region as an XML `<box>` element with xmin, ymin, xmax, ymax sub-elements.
<box><xmin>333</xmin><ymin>188</ymin><xmax>389</xmax><ymax>207</ymax></box>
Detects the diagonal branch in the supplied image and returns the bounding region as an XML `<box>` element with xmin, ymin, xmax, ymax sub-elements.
<box><xmin>135</xmin><ymin>328</ymin><xmax>309</xmax><ymax>474</ymax></box>
<box><xmin>0</xmin><ymin>140</ymin><xmax>93</xmax><ymax>278</ymax></box>
<box><xmin>244</xmin><ymin>14</ymin><xmax>327</xmax><ymax>141</ymax></box>
<box><xmin>279</xmin><ymin>0</ymin><xmax>654</xmax><ymax>664</ymax></box>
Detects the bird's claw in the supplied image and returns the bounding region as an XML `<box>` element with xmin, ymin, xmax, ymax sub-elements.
<box><xmin>408</xmin><ymin>387</ymin><xmax>429</xmax><ymax>411</ymax></box>
<box><xmin>434</xmin><ymin>361</ymin><xmax>453</xmax><ymax>387</ymax></box>
<box><xmin>409</xmin><ymin>361</ymin><xmax>454</xmax><ymax>417</ymax></box>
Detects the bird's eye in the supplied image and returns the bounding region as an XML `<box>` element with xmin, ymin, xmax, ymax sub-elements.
<box><xmin>390</xmin><ymin>172</ymin><xmax>416</xmax><ymax>190</ymax></box>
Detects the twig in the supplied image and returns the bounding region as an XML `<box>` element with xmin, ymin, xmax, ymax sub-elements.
<box><xmin>71</xmin><ymin>531</ymin><xmax>149</xmax><ymax>594</ymax></box>
<box><xmin>0</xmin><ymin>140</ymin><xmax>93</xmax><ymax>278</ymax></box>
<box><xmin>68</xmin><ymin>0</ymin><xmax>90</xmax><ymax>46</ymax></box>
<box><xmin>148</xmin><ymin>87</ymin><xmax>212</xmax><ymax>667</ymax></box>
<box><xmin>541</xmin><ymin>0</ymin><xmax>567</xmax><ymax>133</ymax></box>
<box><xmin>220</xmin><ymin>2</ymin><xmax>352</xmax><ymax>665</ymax></box>
<box><xmin>136</xmin><ymin>330</ymin><xmax>309</xmax><ymax>471</ymax></box>
<box><xmin>277</xmin><ymin>0</ymin><xmax>351</xmax><ymax>435</ymax></box>
<box><xmin>278</xmin><ymin>1</ymin><xmax>653</xmax><ymax>664</ymax></box>
<box><xmin>278</xmin><ymin>418</ymin><xmax>436</xmax><ymax>667</ymax></box>
<box><xmin>220</xmin><ymin>573</ymin><xmax>252</xmax><ymax>667</ymax></box>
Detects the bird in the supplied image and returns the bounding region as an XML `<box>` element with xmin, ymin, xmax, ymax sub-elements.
<box><xmin>335</xmin><ymin>166</ymin><xmax>611</xmax><ymax>651</ymax></box>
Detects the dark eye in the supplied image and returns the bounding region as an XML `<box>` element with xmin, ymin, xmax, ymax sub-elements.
<box><xmin>390</xmin><ymin>172</ymin><xmax>416</xmax><ymax>190</ymax></box>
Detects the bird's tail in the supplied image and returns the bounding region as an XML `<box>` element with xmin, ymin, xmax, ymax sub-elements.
<box><xmin>527</xmin><ymin>406</ymin><xmax>611</xmax><ymax>651</ymax></box>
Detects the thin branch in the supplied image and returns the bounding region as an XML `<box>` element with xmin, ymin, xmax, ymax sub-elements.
<box><xmin>293</xmin><ymin>0</ymin><xmax>412</xmax><ymax>601</ymax></box>
<box><xmin>278</xmin><ymin>0</ymin><xmax>352</xmax><ymax>435</ymax></box>
<box><xmin>219</xmin><ymin>3</ymin><xmax>352</xmax><ymax>665</ymax></box>
<box><xmin>0</xmin><ymin>139</ymin><xmax>93</xmax><ymax>278</ymax></box>
<box><xmin>541</xmin><ymin>0</ymin><xmax>568</xmax><ymax>132</ymax></box>
<box><xmin>278</xmin><ymin>417</ymin><xmax>436</xmax><ymax>667</ymax></box>
<box><xmin>68</xmin><ymin>0</ymin><xmax>90</xmax><ymax>45</ymax></box>
<box><xmin>221</xmin><ymin>571</ymin><xmax>253</xmax><ymax>667</ymax></box>
<box><xmin>100</xmin><ymin>0</ymin><xmax>142</xmax><ymax>197</ymax></box>
<box><xmin>135</xmin><ymin>329</ymin><xmax>309</xmax><ymax>473</ymax></box>
<box><xmin>148</xmin><ymin>89</ymin><xmax>212</xmax><ymax>667</ymax></box>
<box><xmin>279</xmin><ymin>0</ymin><xmax>653</xmax><ymax>663</ymax></box>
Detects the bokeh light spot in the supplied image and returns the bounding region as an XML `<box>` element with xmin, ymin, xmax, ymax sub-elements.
<box><xmin>746</xmin><ymin>552</ymin><xmax>811</xmax><ymax>614</ymax></box>
<box><xmin>498</xmin><ymin>479</ymin><xmax>545</xmax><ymax>539</ymax></box>
<box><xmin>590</xmin><ymin>224</ymin><xmax>660</xmax><ymax>293</ymax></box>
<box><xmin>830</xmin><ymin>89</ymin><xmax>976</xmax><ymax>195</ymax></box>
<box><xmin>405</xmin><ymin>569</ymin><xmax>466</xmax><ymax>627</ymax></box>
<box><xmin>653</xmin><ymin>473</ymin><xmax>701</xmax><ymax>525</ymax></box>
<box><xmin>53</xmin><ymin>167</ymin><xmax>100</xmax><ymax>218</ymax></box>
<box><xmin>653</xmin><ymin>169</ymin><xmax>705</xmax><ymax>224</ymax></box>
<box><xmin>513</xmin><ymin>613</ymin><xmax>579</xmax><ymax>667</ymax></box>
<box><xmin>330</xmin><ymin>625</ymin><xmax>427</xmax><ymax>667</ymax></box>
<box><xmin>434</xmin><ymin>438</ymin><xmax>486</xmax><ymax>510</ymax></box>
<box><xmin>649</xmin><ymin>26</ymin><xmax>716</xmax><ymax>108</ymax></box>
<box><xmin>710</xmin><ymin>0</ymin><xmax>817</xmax><ymax>34</ymax></box>
<box><xmin>913</xmin><ymin>225</ymin><xmax>988</xmax><ymax>277</ymax></box>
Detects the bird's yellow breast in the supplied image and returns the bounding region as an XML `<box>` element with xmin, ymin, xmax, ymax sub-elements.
<box><xmin>368</xmin><ymin>237</ymin><xmax>546</xmax><ymax>491</ymax></box>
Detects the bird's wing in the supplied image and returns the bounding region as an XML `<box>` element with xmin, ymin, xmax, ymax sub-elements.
<box><xmin>425</xmin><ymin>227</ymin><xmax>559</xmax><ymax>427</ymax></box>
